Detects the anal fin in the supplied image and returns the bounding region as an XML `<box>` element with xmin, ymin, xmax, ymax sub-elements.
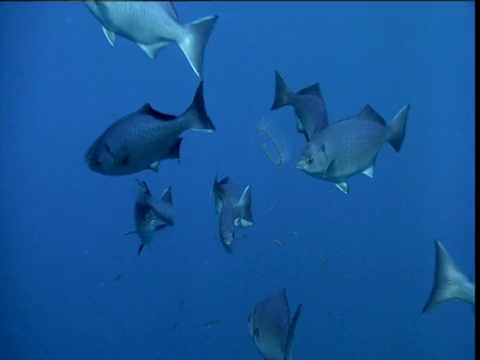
<box><xmin>335</xmin><ymin>181</ymin><xmax>349</xmax><ymax>194</ymax></box>
<box><xmin>137</xmin><ymin>41</ymin><xmax>171</xmax><ymax>60</ymax></box>
<box><xmin>362</xmin><ymin>164</ymin><xmax>374</xmax><ymax>178</ymax></box>
<box><xmin>102</xmin><ymin>26</ymin><xmax>116</xmax><ymax>46</ymax></box>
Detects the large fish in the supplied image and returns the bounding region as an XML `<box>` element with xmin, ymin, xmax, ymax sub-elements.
<box><xmin>296</xmin><ymin>104</ymin><xmax>410</xmax><ymax>194</ymax></box>
<box><xmin>248</xmin><ymin>288</ymin><xmax>302</xmax><ymax>360</ymax></box>
<box><xmin>211</xmin><ymin>175</ymin><xmax>253</xmax><ymax>253</ymax></box>
<box><xmin>85</xmin><ymin>81</ymin><xmax>215</xmax><ymax>176</ymax></box>
<box><xmin>125</xmin><ymin>180</ymin><xmax>175</xmax><ymax>255</ymax></box>
<box><xmin>270</xmin><ymin>70</ymin><xmax>328</xmax><ymax>141</ymax></box>
<box><xmin>422</xmin><ymin>240</ymin><xmax>475</xmax><ymax>313</ymax></box>
<box><xmin>85</xmin><ymin>1</ymin><xmax>218</xmax><ymax>78</ymax></box>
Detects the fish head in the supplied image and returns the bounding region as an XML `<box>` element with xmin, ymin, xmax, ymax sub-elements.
<box><xmin>85</xmin><ymin>139</ymin><xmax>129</xmax><ymax>175</ymax></box>
<box><xmin>220</xmin><ymin>226</ymin><xmax>235</xmax><ymax>253</ymax></box>
<box><xmin>296</xmin><ymin>141</ymin><xmax>329</xmax><ymax>175</ymax></box>
<box><xmin>219</xmin><ymin>203</ymin><xmax>237</xmax><ymax>253</ymax></box>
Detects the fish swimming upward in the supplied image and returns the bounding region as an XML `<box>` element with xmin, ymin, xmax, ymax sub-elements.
<box><xmin>248</xmin><ymin>288</ymin><xmax>302</xmax><ymax>360</ymax></box>
<box><xmin>85</xmin><ymin>1</ymin><xmax>218</xmax><ymax>78</ymax></box>
<box><xmin>296</xmin><ymin>104</ymin><xmax>410</xmax><ymax>194</ymax></box>
<box><xmin>125</xmin><ymin>180</ymin><xmax>175</xmax><ymax>255</ymax></box>
<box><xmin>422</xmin><ymin>240</ymin><xmax>475</xmax><ymax>313</ymax></box>
<box><xmin>211</xmin><ymin>175</ymin><xmax>253</xmax><ymax>253</ymax></box>
<box><xmin>271</xmin><ymin>70</ymin><xmax>329</xmax><ymax>141</ymax></box>
<box><xmin>85</xmin><ymin>81</ymin><xmax>215</xmax><ymax>176</ymax></box>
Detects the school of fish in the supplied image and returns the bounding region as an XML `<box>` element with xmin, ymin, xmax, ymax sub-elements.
<box><xmin>81</xmin><ymin>2</ymin><xmax>475</xmax><ymax>359</ymax></box>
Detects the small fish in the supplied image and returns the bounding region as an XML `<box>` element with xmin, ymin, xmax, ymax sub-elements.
<box><xmin>200</xmin><ymin>319</ymin><xmax>219</xmax><ymax>329</ymax></box>
<box><xmin>248</xmin><ymin>288</ymin><xmax>302</xmax><ymax>360</ymax></box>
<box><xmin>85</xmin><ymin>81</ymin><xmax>215</xmax><ymax>176</ymax></box>
<box><xmin>212</xmin><ymin>175</ymin><xmax>253</xmax><ymax>253</ymax></box>
<box><xmin>85</xmin><ymin>1</ymin><xmax>219</xmax><ymax>77</ymax></box>
<box><xmin>271</xmin><ymin>70</ymin><xmax>329</xmax><ymax>141</ymax></box>
<box><xmin>296</xmin><ymin>104</ymin><xmax>410</xmax><ymax>194</ymax></box>
<box><xmin>273</xmin><ymin>239</ymin><xmax>283</xmax><ymax>247</ymax></box>
<box><xmin>125</xmin><ymin>180</ymin><xmax>175</xmax><ymax>255</ymax></box>
<box><xmin>422</xmin><ymin>240</ymin><xmax>475</xmax><ymax>313</ymax></box>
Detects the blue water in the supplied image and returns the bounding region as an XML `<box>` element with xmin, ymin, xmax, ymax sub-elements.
<box><xmin>0</xmin><ymin>2</ymin><xmax>475</xmax><ymax>359</ymax></box>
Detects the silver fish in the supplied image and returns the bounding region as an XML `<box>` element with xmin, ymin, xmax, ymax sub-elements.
<box><xmin>85</xmin><ymin>81</ymin><xmax>215</xmax><ymax>176</ymax></box>
<box><xmin>248</xmin><ymin>288</ymin><xmax>302</xmax><ymax>360</ymax></box>
<box><xmin>422</xmin><ymin>240</ymin><xmax>475</xmax><ymax>313</ymax></box>
<box><xmin>212</xmin><ymin>175</ymin><xmax>253</xmax><ymax>253</ymax></box>
<box><xmin>271</xmin><ymin>70</ymin><xmax>328</xmax><ymax>141</ymax></box>
<box><xmin>296</xmin><ymin>104</ymin><xmax>410</xmax><ymax>194</ymax></box>
<box><xmin>125</xmin><ymin>180</ymin><xmax>175</xmax><ymax>255</ymax></box>
<box><xmin>85</xmin><ymin>1</ymin><xmax>218</xmax><ymax>78</ymax></box>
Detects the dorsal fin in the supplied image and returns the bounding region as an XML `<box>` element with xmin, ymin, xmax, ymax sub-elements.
<box><xmin>168</xmin><ymin>1</ymin><xmax>179</xmax><ymax>20</ymax></box>
<box><xmin>137</xmin><ymin>103</ymin><xmax>177</xmax><ymax>121</ymax></box>
<box><xmin>161</xmin><ymin>186</ymin><xmax>173</xmax><ymax>205</ymax></box>
<box><xmin>356</xmin><ymin>105</ymin><xmax>386</xmax><ymax>126</ymax></box>
<box><xmin>284</xmin><ymin>303</ymin><xmax>302</xmax><ymax>360</ymax></box>
<box><xmin>136</xmin><ymin>179</ymin><xmax>152</xmax><ymax>196</ymax></box>
<box><xmin>297</xmin><ymin>83</ymin><xmax>321</xmax><ymax>97</ymax></box>
<box><xmin>218</xmin><ymin>176</ymin><xmax>231</xmax><ymax>186</ymax></box>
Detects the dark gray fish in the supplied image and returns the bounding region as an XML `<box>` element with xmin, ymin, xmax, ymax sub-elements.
<box><xmin>296</xmin><ymin>104</ymin><xmax>410</xmax><ymax>194</ymax></box>
<box><xmin>85</xmin><ymin>1</ymin><xmax>218</xmax><ymax>78</ymax></box>
<box><xmin>248</xmin><ymin>288</ymin><xmax>302</xmax><ymax>360</ymax></box>
<box><xmin>422</xmin><ymin>240</ymin><xmax>475</xmax><ymax>313</ymax></box>
<box><xmin>85</xmin><ymin>81</ymin><xmax>215</xmax><ymax>176</ymax></box>
<box><xmin>212</xmin><ymin>175</ymin><xmax>253</xmax><ymax>253</ymax></box>
<box><xmin>125</xmin><ymin>180</ymin><xmax>175</xmax><ymax>255</ymax></box>
<box><xmin>271</xmin><ymin>70</ymin><xmax>328</xmax><ymax>141</ymax></box>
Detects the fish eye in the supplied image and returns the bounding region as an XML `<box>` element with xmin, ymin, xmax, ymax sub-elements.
<box><xmin>306</xmin><ymin>156</ymin><xmax>313</xmax><ymax>164</ymax></box>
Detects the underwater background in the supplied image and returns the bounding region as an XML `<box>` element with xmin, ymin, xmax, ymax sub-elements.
<box><xmin>0</xmin><ymin>2</ymin><xmax>475</xmax><ymax>359</ymax></box>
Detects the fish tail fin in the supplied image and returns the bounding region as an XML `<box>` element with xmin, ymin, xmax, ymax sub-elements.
<box><xmin>387</xmin><ymin>104</ymin><xmax>410</xmax><ymax>152</ymax></box>
<box><xmin>285</xmin><ymin>303</ymin><xmax>302</xmax><ymax>360</ymax></box>
<box><xmin>234</xmin><ymin>185</ymin><xmax>253</xmax><ymax>227</ymax></box>
<box><xmin>271</xmin><ymin>70</ymin><xmax>294</xmax><ymax>111</ymax></box>
<box><xmin>179</xmin><ymin>15</ymin><xmax>219</xmax><ymax>78</ymax></box>
<box><xmin>182</xmin><ymin>81</ymin><xmax>216</xmax><ymax>132</ymax></box>
<box><xmin>422</xmin><ymin>240</ymin><xmax>475</xmax><ymax>313</ymax></box>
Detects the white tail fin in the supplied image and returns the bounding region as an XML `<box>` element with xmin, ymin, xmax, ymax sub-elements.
<box><xmin>178</xmin><ymin>15</ymin><xmax>219</xmax><ymax>78</ymax></box>
<box><xmin>422</xmin><ymin>240</ymin><xmax>475</xmax><ymax>313</ymax></box>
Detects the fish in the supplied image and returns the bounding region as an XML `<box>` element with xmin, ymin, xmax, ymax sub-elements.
<box><xmin>248</xmin><ymin>288</ymin><xmax>302</xmax><ymax>360</ymax></box>
<box><xmin>422</xmin><ymin>240</ymin><xmax>475</xmax><ymax>313</ymax></box>
<box><xmin>296</xmin><ymin>104</ymin><xmax>410</xmax><ymax>194</ymax></box>
<box><xmin>212</xmin><ymin>175</ymin><xmax>253</xmax><ymax>253</ymax></box>
<box><xmin>85</xmin><ymin>81</ymin><xmax>215</xmax><ymax>176</ymax></box>
<box><xmin>211</xmin><ymin>175</ymin><xmax>239</xmax><ymax>214</ymax></box>
<box><xmin>85</xmin><ymin>1</ymin><xmax>218</xmax><ymax>78</ymax></box>
<box><xmin>125</xmin><ymin>180</ymin><xmax>175</xmax><ymax>255</ymax></box>
<box><xmin>270</xmin><ymin>70</ymin><xmax>329</xmax><ymax>141</ymax></box>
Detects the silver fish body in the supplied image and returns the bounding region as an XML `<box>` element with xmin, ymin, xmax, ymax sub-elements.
<box><xmin>248</xmin><ymin>288</ymin><xmax>302</xmax><ymax>360</ymax></box>
<box><xmin>85</xmin><ymin>81</ymin><xmax>215</xmax><ymax>176</ymax></box>
<box><xmin>85</xmin><ymin>1</ymin><xmax>218</xmax><ymax>77</ymax></box>
<box><xmin>296</xmin><ymin>104</ymin><xmax>410</xmax><ymax>193</ymax></box>
<box><xmin>271</xmin><ymin>70</ymin><xmax>328</xmax><ymax>141</ymax></box>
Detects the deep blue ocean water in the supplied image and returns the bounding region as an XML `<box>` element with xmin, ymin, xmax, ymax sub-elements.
<box><xmin>0</xmin><ymin>2</ymin><xmax>475</xmax><ymax>359</ymax></box>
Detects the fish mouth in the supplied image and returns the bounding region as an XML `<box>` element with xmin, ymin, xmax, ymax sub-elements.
<box><xmin>295</xmin><ymin>161</ymin><xmax>304</xmax><ymax>170</ymax></box>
